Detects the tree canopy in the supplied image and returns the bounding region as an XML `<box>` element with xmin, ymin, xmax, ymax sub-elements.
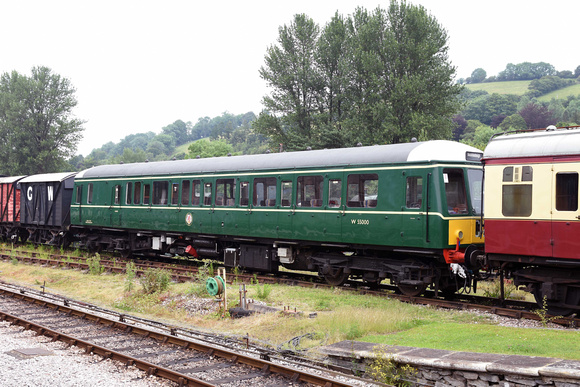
<box><xmin>0</xmin><ymin>66</ymin><xmax>84</xmax><ymax>174</ymax></box>
<box><xmin>254</xmin><ymin>0</ymin><xmax>462</xmax><ymax>150</ymax></box>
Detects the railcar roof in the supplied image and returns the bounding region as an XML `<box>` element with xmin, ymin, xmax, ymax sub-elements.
<box><xmin>0</xmin><ymin>175</ymin><xmax>26</xmax><ymax>184</ymax></box>
<box><xmin>76</xmin><ymin>140</ymin><xmax>482</xmax><ymax>179</ymax></box>
<box><xmin>484</xmin><ymin>127</ymin><xmax>580</xmax><ymax>160</ymax></box>
<box><xmin>19</xmin><ymin>172</ymin><xmax>77</xmax><ymax>183</ymax></box>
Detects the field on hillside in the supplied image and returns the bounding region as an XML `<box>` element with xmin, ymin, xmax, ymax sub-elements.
<box><xmin>465</xmin><ymin>80</ymin><xmax>530</xmax><ymax>95</ymax></box>
<box><xmin>539</xmin><ymin>83</ymin><xmax>580</xmax><ymax>101</ymax></box>
<box><xmin>466</xmin><ymin>80</ymin><xmax>580</xmax><ymax>100</ymax></box>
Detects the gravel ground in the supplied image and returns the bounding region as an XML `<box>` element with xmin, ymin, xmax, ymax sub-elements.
<box><xmin>0</xmin><ymin>321</ymin><xmax>175</xmax><ymax>387</ymax></box>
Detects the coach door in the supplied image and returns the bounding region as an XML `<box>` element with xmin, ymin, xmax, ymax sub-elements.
<box><xmin>401</xmin><ymin>172</ymin><xmax>426</xmax><ymax>247</ymax></box>
<box><xmin>110</xmin><ymin>184</ymin><xmax>122</xmax><ymax>226</ymax></box>
<box><xmin>551</xmin><ymin>160</ymin><xmax>580</xmax><ymax>259</ymax></box>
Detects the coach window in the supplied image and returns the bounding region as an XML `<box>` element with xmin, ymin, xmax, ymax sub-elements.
<box><xmin>192</xmin><ymin>180</ymin><xmax>201</xmax><ymax>205</ymax></box>
<box><xmin>254</xmin><ymin>177</ymin><xmax>277</xmax><ymax>207</ymax></box>
<box><xmin>443</xmin><ymin>169</ymin><xmax>467</xmax><ymax>214</ymax></box>
<box><xmin>134</xmin><ymin>182</ymin><xmax>142</xmax><ymax>205</ymax></box>
<box><xmin>556</xmin><ymin>172</ymin><xmax>579</xmax><ymax>212</ymax></box>
<box><xmin>153</xmin><ymin>181</ymin><xmax>169</xmax><ymax>205</ymax></box>
<box><xmin>240</xmin><ymin>181</ymin><xmax>249</xmax><ymax>206</ymax></box>
<box><xmin>125</xmin><ymin>182</ymin><xmax>132</xmax><ymax>205</ymax></box>
<box><xmin>114</xmin><ymin>185</ymin><xmax>121</xmax><ymax>205</ymax></box>
<box><xmin>87</xmin><ymin>183</ymin><xmax>93</xmax><ymax>204</ymax></box>
<box><xmin>406</xmin><ymin>177</ymin><xmax>422</xmax><ymax>209</ymax></box>
<box><xmin>203</xmin><ymin>182</ymin><xmax>213</xmax><ymax>206</ymax></box>
<box><xmin>502</xmin><ymin>185</ymin><xmax>532</xmax><ymax>217</ymax></box>
<box><xmin>328</xmin><ymin>179</ymin><xmax>341</xmax><ymax>208</ymax></box>
<box><xmin>216</xmin><ymin>178</ymin><xmax>235</xmax><ymax>206</ymax></box>
<box><xmin>143</xmin><ymin>184</ymin><xmax>151</xmax><ymax>205</ymax></box>
<box><xmin>297</xmin><ymin>175</ymin><xmax>323</xmax><ymax>207</ymax></box>
<box><xmin>347</xmin><ymin>174</ymin><xmax>378</xmax><ymax>208</ymax></box>
<box><xmin>281</xmin><ymin>181</ymin><xmax>292</xmax><ymax>207</ymax></box>
<box><xmin>181</xmin><ymin>181</ymin><xmax>190</xmax><ymax>205</ymax></box>
<box><xmin>75</xmin><ymin>186</ymin><xmax>82</xmax><ymax>204</ymax></box>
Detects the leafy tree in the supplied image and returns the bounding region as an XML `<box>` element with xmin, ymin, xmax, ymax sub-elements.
<box><xmin>498</xmin><ymin>114</ymin><xmax>527</xmax><ymax>131</ymax></box>
<box><xmin>187</xmin><ymin>138</ymin><xmax>235</xmax><ymax>158</ymax></box>
<box><xmin>162</xmin><ymin>120</ymin><xmax>190</xmax><ymax>145</ymax></box>
<box><xmin>452</xmin><ymin>115</ymin><xmax>467</xmax><ymax>141</ymax></box>
<box><xmin>255</xmin><ymin>13</ymin><xmax>323</xmax><ymax>150</ymax></box>
<box><xmin>460</xmin><ymin>124</ymin><xmax>500</xmax><ymax>150</ymax></box>
<box><xmin>0</xmin><ymin>66</ymin><xmax>84</xmax><ymax>174</ymax></box>
<box><xmin>519</xmin><ymin>103</ymin><xmax>556</xmax><ymax>129</ymax></box>
<box><xmin>497</xmin><ymin>62</ymin><xmax>556</xmax><ymax>81</ymax></box>
<box><xmin>564</xmin><ymin>99</ymin><xmax>580</xmax><ymax>124</ymax></box>
<box><xmin>527</xmin><ymin>75</ymin><xmax>574</xmax><ymax>97</ymax></box>
<box><xmin>467</xmin><ymin>68</ymin><xmax>486</xmax><ymax>83</ymax></box>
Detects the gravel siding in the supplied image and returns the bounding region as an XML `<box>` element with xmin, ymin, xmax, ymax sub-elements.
<box><xmin>0</xmin><ymin>321</ymin><xmax>174</xmax><ymax>387</ymax></box>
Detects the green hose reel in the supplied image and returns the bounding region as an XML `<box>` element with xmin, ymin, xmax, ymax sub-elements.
<box><xmin>206</xmin><ymin>275</ymin><xmax>225</xmax><ymax>296</ymax></box>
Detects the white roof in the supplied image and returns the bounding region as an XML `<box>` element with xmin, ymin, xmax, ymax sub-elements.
<box><xmin>77</xmin><ymin>140</ymin><xmax>482</xmax><ymax>179</ymax></box>
<box><xmin>19</xmin><ymin>172</ymin><xmax>77</xmax><ymax>184</ymax></box>
<box><xmin>484</xmin><ymin>127</ymin><xmax>580</xmax><ymax>160</ymax></box>
<box><xmin>0</xmin><ymin>175</ymin><xmax>26</xmax><ymax>184</ymax></box>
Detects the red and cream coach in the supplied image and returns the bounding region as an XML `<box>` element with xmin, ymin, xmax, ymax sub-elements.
<box><xmin>483</xmin><ymin>125</ymin><xmax>580</xmax><ymax>315</ymax></box>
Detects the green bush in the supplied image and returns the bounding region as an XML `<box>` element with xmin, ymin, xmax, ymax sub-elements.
<box><xmin>139</xmin><ymin>268</ymin><xmax>172</xmax><ymax>294</ymax></box>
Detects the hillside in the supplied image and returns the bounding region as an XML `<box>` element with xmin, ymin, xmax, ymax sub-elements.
<box><xmin>465</xmin><ymin>80</ymin><xmax>580</xmax><ymax>100</ymax></box>
<box><xmin>465</xmin><ymin>80</ymin><xmax>531</xmax><ymax>95</ymax></box>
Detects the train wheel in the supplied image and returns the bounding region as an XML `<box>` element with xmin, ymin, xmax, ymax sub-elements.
<box><xmin>323</xmin><ymin>268</ymin><xmax>348</xmax><ymax>286</ymax></box>
<box><xmin>533</xmin><ymin>286</ymin><xmax>580</xmax><ymax>317</ymax></box>
<box><xmin>398</xmin><ymin>283</ymin><xmax>427</xmax><ymax>297</ymax></box>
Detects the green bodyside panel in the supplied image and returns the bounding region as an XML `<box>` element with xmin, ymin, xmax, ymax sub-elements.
<box><xmin>70</xmin><ymin>162</ymin><xmax>483</xmax><ymax>251</ymax></box>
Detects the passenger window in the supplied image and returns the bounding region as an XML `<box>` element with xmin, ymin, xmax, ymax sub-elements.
<box><xmin>181</xmin><ymin>181</ymin><xmax>190</xmax><ymax>206</ymax></box>
<box><xmin>216</xmin><ymin>179</ymin><xmax>235</xmax><ymax>206</ymax></box>
<box><xmin>203</xmin><ymin>182</ymin><xmax>212</xmax><ymax>206</ymax></box>
<box><xmin>153</xmin><ymin>181</ymin><xmax>169</xmax><ymax>205</ymax></box>
<box><xmin>75</xmin><ymin>185</ymin><xmax>82</xmax><ymax>204</ymax></box>
<box><xmin>328</xmin><ymin>179</ymin><xmax>341</xmax><ymax>208</ymax></box>
<box><xmin>281</xmin><ymin>181</ymin><xmax>292</xmax><ymax>207</ymax></box>
<box><xmin>192</xmin><ymin>180</ymin><xmax>201</xmax><ymax>205</ymax></box>
<box><xmin>253</xmin><ymin>177</ymin><xmax>277</xmax><ymax>207</ymax></box>
<box><xmin>406</xmin><ymin>177</ymin><xmax>422</xmax><ymax>209</ymax></box>
<box><xmin>171</xmin><ymin>183</ymin><xmax>179</xmax><ymax>205</ymax></box>
<box><xmin>113</xmin><ymin>185</ymin><xmax>121</xmax><ymax>205</ymax></box>
<box><xmin>556</xmin><ymin>173</ymin><xmax>578</xmax><ymax>211</ymax></box>
<box><xmin>347</xmin><ymin>174</ymin><xmax>378</xmax><ymax>208</ymax></box>
<box><xmin>297</xmin><ymin>175</ymin><xmax>323</xmax><ymax>207</ymax></box>
<box><xmin>134</xmin><ymin>182</ymin><xmax>142</xmax><ymax>205</ymax></box>
<box><xmin>143</xmin><ymin>184</ymin><xmax>150</xmax><ymax>205</ymax></box>
<box><xmin>240</xmin><ymin>181</ymin><xmax>249</xmax><ymax>206</ymax></box>
<box><xmin>87</xmin><ymin>183</ymin><xmax>93</xmax><ymax>204</ymax></box>
<box><xmin>125</xmin><ymin>182</ymin><xmax>132</xmax><ymax>205</ymax></box>
<box><xmin>443</xmin><ymin>169</ymin><xmax>467</xmax><ymax>214</ymax></box>
<box><xmin>502</xmin><ymin>185</ymin><xmax>532</xmax><ymax>216</ymax></box>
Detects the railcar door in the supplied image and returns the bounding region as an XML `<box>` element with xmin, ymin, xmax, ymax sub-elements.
<box><xmin>109</xmin><ymin>184</ymin><xmax>122</xmax><ymax>226</ymax></box>
<box><xmin>551</xmin><ymin>159</ymin><xmax>580</xmax><ymax>259</ymax></box>
<box><xmin>323</xmin><ymin>175</ymin><xmax>343</xmax><ymax>243</ymax></box>
<box><xmin>400</xmin><ymin>172</ymin><xmax>426</xmax><ymax>247</ymax></box>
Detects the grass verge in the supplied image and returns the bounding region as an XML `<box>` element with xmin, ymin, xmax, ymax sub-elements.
<box><xmin>0</xmin><ymin>260</ymin><xmax>578</xmax><ymax>360</ymax></box>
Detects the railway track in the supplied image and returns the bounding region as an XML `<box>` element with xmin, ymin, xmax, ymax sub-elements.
<box><xmin>2</xmin><ymin>247</ymin><xmax>579</xmax><ymax>328</ymax></box>
<box><xmin>0</xmin><ymin>281</ymin><xmax>372</xmax><ymax>387</ymax></box>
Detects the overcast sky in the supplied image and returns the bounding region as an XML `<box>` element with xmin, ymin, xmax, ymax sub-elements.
<box><xmin>2</xmin><ymin>0</ymin><xmax>578</xmax><ymax>156</ymax></box>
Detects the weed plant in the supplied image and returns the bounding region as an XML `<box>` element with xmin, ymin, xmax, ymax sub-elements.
<box><xmin>87</xmin><ymin>254</ymin><xmax>104</xmax><ymax>275</ymax></box>
<box><xmin>366</xmin><ymin>346</ymin><xmax>417</xmax><ymax>386</ymax></box>
<box><xmin>124</xmin><ymin>261</ymin><xmax>136</xmax><ymax>293</ymax></box>
<box><xmin>139</xmin><ymin>267</ymin><xmax>172</xmax><ymax>294</ymax></box>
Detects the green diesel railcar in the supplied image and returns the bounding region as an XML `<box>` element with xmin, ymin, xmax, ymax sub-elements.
<box><xmin>70</xmin><ymin>140</ymin><xmax>483</xmax><ymax>295</ymax></box>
